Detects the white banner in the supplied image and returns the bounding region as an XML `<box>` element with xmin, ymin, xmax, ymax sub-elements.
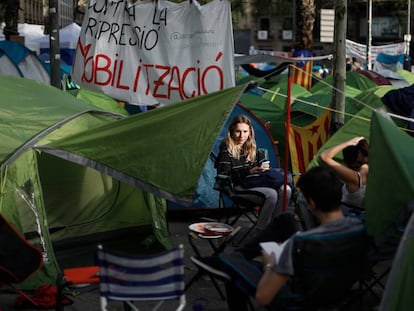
<box><xmin>72</xmin><ymin>0</ymin><xmax>235</xmax><ymax>105</ymax></box>
<box><xmin>346</xmin><ymin>39</ymin><xmax>405</xmax><ymax>64</ymax></box>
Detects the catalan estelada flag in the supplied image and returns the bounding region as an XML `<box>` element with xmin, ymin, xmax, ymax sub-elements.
<box><xmin>291</xmin><ymin>49</ymin><xmax>313</xmax><ymax>90</ymax></box>
<box><xmin>289</xmin><ymin>109</ymin><xmax>331</xmax><ymax>183</ymax></box>
<box><xmin>292</xmin><ymin>62</ymin><xmax>313</xmax><ymax>90</ymax></box>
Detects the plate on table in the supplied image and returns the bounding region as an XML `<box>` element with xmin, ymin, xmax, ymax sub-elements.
<box><xmin>204</xmin><ymin>223</ymin><xmax>233</xmax><ymax>236</ymax></box>
<box><xmin>189</xmin><ymin>222</ymin><xmax>209</xmax><ymax>234</ymax></box>
<box><xmin>198</xmin><ymin>234</ymin><xmax>224</xmax><ymax>239</ymax></box>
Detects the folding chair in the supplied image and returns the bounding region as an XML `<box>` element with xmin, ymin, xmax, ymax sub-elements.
<box><xmin>361</xmin><ymin>201</ymin><xmax>414</xmax><ymax>300</ymax></box>
<box><xmin>289</xmin><ymin>228</ymin><xmax>369</xmax><ymax>310</ymax></box>
<box><xmin>0</xmin><ymin>213</ymin><xmax>43</xmax><ymax>308</ymax></box>
<box><xmin>218</xmin><ymin>226</ymin><xmax>368</xmax><ymax>311</ymax></box>
<box><xmin>96</xmin><ymin>244</ymin><xmax>186</xmax><ymax>311</ymax></box>
<box><xmin>214</xmin><ymin>174</ymin><xmax>265</xmax><ymax>237</ymax></box>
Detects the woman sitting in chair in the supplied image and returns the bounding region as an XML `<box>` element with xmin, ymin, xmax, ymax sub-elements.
<box><xmin>215</xmin><ymin>115</ymin><xmax>291</xmax><ymax>234</ymax></box>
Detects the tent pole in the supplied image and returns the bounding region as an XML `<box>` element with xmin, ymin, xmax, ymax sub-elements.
<box><xmin>283</xmin><ymin>65</ymin><xmax>293</xmax><ymax>212</ymax></box>
<box><xmin>366</xmin><ymin>0</ymin><xmax>372</xmax><ymax>70</ymax></box>
<box><xmin>49</xmin><ymin>0</ymin><xmax>61</xmax><ymax>88</ymax></box>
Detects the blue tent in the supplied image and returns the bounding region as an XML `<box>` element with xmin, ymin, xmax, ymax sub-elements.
<box><xmin>168</xmin><ymin>103</ymin><xmax>280</xmax><ymax>209</ymax></box>
<box><xmin>0</xmin><ymin>40</ymin><xmax>49</xmax><ymax>83</ymax></box>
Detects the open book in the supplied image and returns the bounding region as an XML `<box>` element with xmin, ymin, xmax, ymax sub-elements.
<box><xmin>260</xmin><ymin>240</ymin><xmax>288</xmax><ymax>260</ymax></box>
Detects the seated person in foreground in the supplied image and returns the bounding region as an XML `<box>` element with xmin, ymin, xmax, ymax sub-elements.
<box><xmin>192</xmin><ymin>166</ymin><xmax>366</xmax><ymax>310</ymax></box>
<box><xmin>215</xmin><ymin>114</ymin><xmax>291</xmax><ymax>234</ymax></box>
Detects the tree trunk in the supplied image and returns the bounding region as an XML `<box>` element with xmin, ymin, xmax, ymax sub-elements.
<box><xmin>294</xmin><ymin>0</ymin><xmax>315</xmax><ymax>51</ymax></box>
<box><xmin>3</xmin><ymin>0</ymin><xmax>19</xmax><ymax>40</ymax></box>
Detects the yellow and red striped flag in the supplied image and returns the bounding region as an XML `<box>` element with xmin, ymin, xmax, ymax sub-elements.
<box><xmin>289</xmin><ymin>109</ymin><xmax>331</xmax><ymax>183</ymax></box>
<box><xmin>292</xmin><ymin>61</ymin><xmax>313</xmax><ymax>90</ymax></box>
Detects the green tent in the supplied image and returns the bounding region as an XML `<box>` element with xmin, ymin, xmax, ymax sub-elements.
<box><xmin>308</xmin><ymin>85</ymin><xmax>397</xmax><ymax>168</ymax></box>
<box><xmin>310</xmin><ymin>71</ymin><xmax>377</xmax><ymax>94</ymax></box>
<box><xmin>395</xmin><ymin>69</ymin><xmax>414</xmax><ymax>85</ymax></box>
<box><xmin>1</xmin><ymin>75</ymin><xmax>244</xmax><ymax>289</ymax></box>
<box><xmin>72</xmin><ymin>88</ymin><xmax>130</xmax><ymax>116</ymax></box>
<box><xmin>368</xmin><ymin>113</ymin><xmax>414</xmax><ymax>311</ymax></box>
<box><xmin>40</xmin><ymin>85</ymin><xmax>244</xmax><ymax>205</ymax></box>
<box><xmin>365</xmin><ymin>112</ymin><xmax>414</xmax><ymax>236</ymax></box>
<box><xmin>380</xmin><ymin>202</ymin><xmax>414</xmax><ymax>311</ymax></box>
<box><xmin>262</xmin><ymin>81</ymin><xmax>311</xmax><ymax>108</ymax></box>
<box><xmin>0</xmin><ymin>76</ymin><xmax>164</xmax><ymax>289</ymax></box>
<box><xmin>306</xmin><ymin>92</ymin><xmax>413</xmax><ymax>235</ymax></box>
<box><xmin>240</xmin><ymin>72</ymin><xmax>381</xmax><ymax>169</ymax></box>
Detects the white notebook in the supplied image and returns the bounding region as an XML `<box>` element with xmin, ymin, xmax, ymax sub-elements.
<box><xmin>260</xmin><ymin>240</ymin><xmax>288</xmax><ymax>260</ymax></box>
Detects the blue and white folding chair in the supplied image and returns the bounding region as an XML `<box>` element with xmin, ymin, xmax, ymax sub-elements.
<box><xmin>96</xmin><ymin>244</ymin><xmax>186</xmax><ymax>311</ymax></box>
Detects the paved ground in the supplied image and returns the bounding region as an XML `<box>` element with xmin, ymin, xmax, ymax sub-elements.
<box><xmin>0</xmin><ymin>210</ymin><xmax>386</xmax><ymax>310</ymax></box>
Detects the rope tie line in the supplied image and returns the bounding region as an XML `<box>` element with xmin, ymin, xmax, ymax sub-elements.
<box><xmin>248</xmin><ymin>63</ymin><xmax>414</xmax><ymax>130</ymax></box>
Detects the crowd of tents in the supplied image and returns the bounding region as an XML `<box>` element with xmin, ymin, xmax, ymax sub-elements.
<box><xmin>0</xmin><ymin>34</ymin><xmax>413</xmax><ymax>308</ymax></box>
<box><xmin>0</xmin><ymin>23</ymin><xmax>80</xmax><ymax>83</ymax></box>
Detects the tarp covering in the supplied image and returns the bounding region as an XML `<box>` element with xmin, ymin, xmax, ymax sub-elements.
<box><xmin>72</xmin><ymin>88</ymin><xmax>130</xmax><ymax>116</ymax></box>
<box><xmin>0</xmin><ymin>77</ymin><xmax>113</xmax><ymax>163</ymax></box>
<box><xmin>37</xmin><ymin>23</ymin><xmax>81</xmax><ymax>65</ymax></box>
<box><xmin>37</xmin><ymin>23</ymin><xmax>80</xmax><ymax>50</ymax></box>
<box><xmin>373</xmin><ymin>53</ymin><xmax>406</xmax><ymax>81</ymax></box>
<box><xmin>358</xmin><ymin>70</ymin><xmax>392</xmax><ymax>86</ymax></box>
<box><xmin>40</xmin><ymin>85</ymin><xmax>247</xmax><ymax>206</ymax></box>
<box><xmin>0</xmin><ymin>76</ymin><xmax>168</xmax><ymax>289</ymax></box>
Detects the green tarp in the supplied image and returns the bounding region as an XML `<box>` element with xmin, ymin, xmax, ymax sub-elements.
<box><xmin>310</xmin><ymin>71</ymin><xmax>377</xmax><ymax>94</ymax></box>
<box><xmin>0</xmin><ymin>76</ymin><xmax>163</xmax><ymax>289</ymax></box>
<box><xmin>73</xmin><ymin>88</ymin><xmax>130</xmax><ymax>116</ymax></box>
<box><xmin>365</xmin><ymin>112</ymin><xmax>414</xmax><ymax>236</ymax></box>
<box><xmin>0</xmin><ymin>76</ymin><xmax>244</xmax><ymax>289</ymax></box>
<box><xmin>395</xmin><ymin>69</ymin><xmax>414</xmax><ymax>85</ymax></box>
<box><xmin>240</xmin><ymin>71</ymin><xmax>383</xmax><ymax>169</ymax></box>
<box><xmin>308</xmin><ymin>85</ymin><xmax>396</xmax><ymax>168</ymax></box>
<box><xmin>369</xmin><ymin>113</ymin><xmax>414</xmax><ymax>311</ymax></box>
<box><xmin>380</xmin><ymin>205</ymin><xmax>414</xmax><ymax>311</ymax></box>
<box><xmin>41</xmin><ymin>85</ymin><xmax>246</xmax><ymax>206</ymax></box>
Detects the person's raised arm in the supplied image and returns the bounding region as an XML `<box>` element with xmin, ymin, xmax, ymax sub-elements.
<box><xmin>319</xmin><ymin>136</ymin><xmax>365</xmax><ymax>187</ymax></box>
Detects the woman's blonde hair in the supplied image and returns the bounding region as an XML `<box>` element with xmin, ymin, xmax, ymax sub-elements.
<box><xmin>225</xmin><ymin>115</ymin><xmax>257</xmax><ymax>161</ymax></box>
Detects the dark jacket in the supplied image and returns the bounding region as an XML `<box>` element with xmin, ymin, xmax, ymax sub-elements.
<box><xmin>215</xmin><ymin>142</ymin><xmax>266</xmax><ymax>186</ymax></box>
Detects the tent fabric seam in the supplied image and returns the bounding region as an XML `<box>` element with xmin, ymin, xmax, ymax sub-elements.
<box><xmin>34</xmin><ymin>146</ymin><xmax>193</xmax><ymax>207</ymax></box>
<box><xmin>1</xmin><ymin>110</ymin><xmax>124</xmax><ymax>173</ymax></box>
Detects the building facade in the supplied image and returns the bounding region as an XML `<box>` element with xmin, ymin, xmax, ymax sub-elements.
<box><xmin>234</xmin><ymin>0</ymin><xmax>412</xmax><ymax>57</ymax></box>
<box><xmin>18</xmin><ymin>0</ymin><xmax>44</xmax><ymax>24</ymax></box>
<box><xmin>18</xmin><ymin>0</ymin><xmax>75</xmax><ymax>28</ymax></box>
